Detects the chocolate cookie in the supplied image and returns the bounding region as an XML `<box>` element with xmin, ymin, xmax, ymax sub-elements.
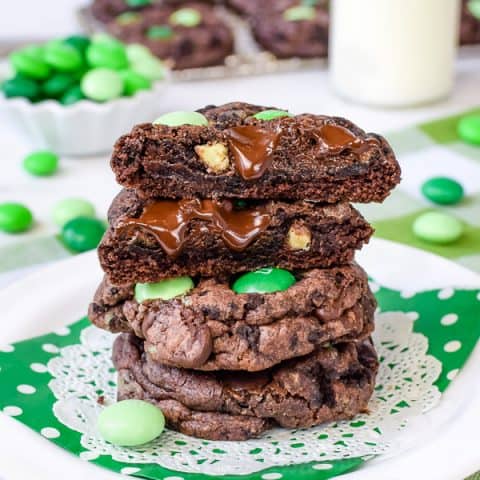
<box><xmin>250</xmin><ymin>0</ymin><xmax>329</xmax><ymax>59</ymax></box>
<box><xmin>111</xmin><ymin>102</ymin><xmax>400</xmax><ymax>202</ymax></box>
<box><xmin>89</xmin><ymin>263</ymin><xmax>375</xmax><ymax>371</ymax></box>
<box><xmin>98</xmin><ymin>189</ymin><xmax>373</xmax><ymax>284</ymax></box>
<box><xmin>114</xmin><ymin>333</ymin><xmax>378</xmax><ymax>440</ymax></box>
<box><xmin>107</xmin><ymin>3</ymin><xmax>234</xmax><ymax>69</ymax></box>
<box><xmin>460</xmin><ymin>0</ymin><xmax>480</xmax><ymax>45</ymax></box>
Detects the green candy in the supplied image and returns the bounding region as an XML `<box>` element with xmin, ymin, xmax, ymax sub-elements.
<box><xmin>42</xmin><ymin>73</ymin><xmax>76</xmax><ymax>98</ymax></box>
<box><xmin>153</xmin><ymin>111</ymin><xmax>208</xmax><ymax>127</ymax></box>
<box><xmin>116</xmin><ymin>11</ymin><xmax>142</xmax><ymax>25</ymax></box>
<box><xmin>412</xmin><ymin>211</ymin><xmax>464</xmax><ymax>245</ymax></box>
<box><xmin>120</xmin><ymin>70</ymin><xmax>151</xmax><ymax>96</ymax></box>
<box><xmin>302</xmin><ymin>0</ymin><xmax>320</xmax><ymax>5</ymax></box>
<box><xmin>135</xmin><ymin>277</ymin><xmax>194</xmax><ymax>303</ymax></box>
<box><xmin>0</xmin><ymin>202</ymin><xmax>33</xmax><ymax>233</ymax></box>
<box><xmin>81</xmin><ymin>68</ymin><xmax>124</xmax><ymax>101</ymax></box>
<box><xmin>421</xmin><ymin>177</ymin><xmax>464</xmax><ymax>205</ymax></box>
<box><xmin>126</xmin><ymin>0</ymin><xmax>151</xmax><ymax>6</ymax></box>
<box><xmin>86</xmin><ymin>40</ymin><xmax>129</xmax><ymax>70</ymax></box>
<box><xmin>147</xmin><ymin>25</ymin><xmax>174</xmax><ymax>40</ymax></box>
<box><xmin>10</xmin><ymin>48</ymin><xmax>50</xmax><ymax>80</ymax></box>
<box><xmin>60</xmin><ymin>85</ymin><xmax>85</xmax><ymax>105</ymax></box>
<box><xmin>1</xmin><ymin>76</ymin><xmax>40</xmax><ymax>101</ymax></box>
<box><xmin>44</xmin><ymin>42</ymin><xmax>84</xmax><ymax>72</ymax></box>
<box><xmin>126</xmin><ymin>43</ymin><xmax>155</xmax><ymax>63</ymax></box>
<box><xmin>283</xmin><ymin>5</ymin><xmax>316</xmax><ymax>21</ymax></box>
<box><xmin>169</xmin><ymin>7</ymin><xmax>202</xmax><ymax>27</ymax></box>
<box><xmin>98</xmin><ymin>399</ymin><xmax>164</xmax><ymax>447</ymax></box>
<box><xmin>253</xmin><ymin>109</ymin><xmax>293</xmax><ymax>121</ymax></box>
<box><xmin>23</xmin><ymin>150</ymin><xmax>59</xmax><ymax>176</ymax></box>
<box><xmin>61</xmin><ymin>216</ymin><xmax>106</xmax><ymax>252</ymax></box>
<box><xmin>232</xmin><ymin>268</ymin><xmax>296</xmax><ymax>294</ymax></box>
<box><xmin>64</xmin><ymin>35</ymin><xmax>91</xmax><ymax>54</ymax></box>
<box><xmin>467</xmin><ymin>0</ymin><xmax>480</xmax><ymax>19</ymax></box>
<box><xmin>52</xmin><ymin>198</ymin><xmax>95</xmax><ymax>227</ymax></box>
<box><xmin>131</xmin><ymin>56</ymin><xmax>166</xmax><ymax>81</ymax></box>
<box><xmin>457</xmin><ymin>114</ymin><xmax>480</xmax><ymax>146</ymax></box>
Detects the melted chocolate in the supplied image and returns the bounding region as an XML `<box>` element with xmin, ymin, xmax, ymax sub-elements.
<box><xmin>225</xmin><ymin>125</ymin><xmax>282</xmax><ymax>180</ymax></box>
<box><xmin>123</xmin><ymin>199</ymin><xmax>271</xmax><ymax>257</ymax></box>
<box><xmin>315</xmin><ymin>124</ymin><xmax>379</xmax><ymax>155</ymax></box>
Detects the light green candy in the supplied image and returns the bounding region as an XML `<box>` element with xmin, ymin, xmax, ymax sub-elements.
<box><xmin>115</xmin><ymin>11</ymin><xmax>142</xmax><ymax>25</ymax></box>
<box><xmin>253</xmin><ymin>109</ymin><xmax>293</xmax><ymax>121</ymax></box>
<box><xmin>467</xmin><ymin>0</ymin><xmax>480</xmax><ymax>19</ymax></box>
<box><xmin>98</xmin><ymin>399</ymin><xmax>165</xmax><ymax>446</ymax></box>
<box><xmin>135</xmin><ymin>277</ymin><xmax>194</xmax><ymax>302</ymax></box>
<box><xmin>81</xmin><ymin>68</ymin><xmax>123</xmax><ymax>101</ymax></box>
<box><xmin>412</xmin><ymin>211</ymin><xmax>464</xmax><ymax>245</ymax></box>
<box><xmin>121</xmin><ymin>70</ymin><xmax>152</xmax><ymax>96</ymax></box>
<box><xmin>457</xmin><ymin>114</ymin><xmax>480</xmax><ymax>146</ymax></box>
<box><xmin>131</xmin><ymin>56</ymin><xmax>167</xmax><ymax>81</ymax></box>
<box><xmin>153</xmin><ymin>111</ymin><xmax>208</xmax><ymax>127</ymax></box>
<box><xmin>52</xmin><ymin>198</ymin><xmax>95</xmax><ymax>227</ymax></box>
<box><xmin>169</xmin><ymin>7</ymin><xmax>202</xmax><ymax>27</ymax></box>
<box><xmin>283</xmin><ymin>5</ymin><xmax>316</xmax><ymax>21</ymax></box>
<box><xmin>126</xmin><ymin>43</ymin><xmax>156</xmax><ymax>64</ymax></box>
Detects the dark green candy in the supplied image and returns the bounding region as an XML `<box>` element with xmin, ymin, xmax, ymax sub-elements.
<box><xmin>42</xmin><ymin>73</ymin><xmax>76</xmax><ymax>98</ymax></box>
<box><xmin>1</xmin><ymin>76</ymin><xmax>40</xmax><ymax>101</ymax></box>
<box><xmin>232</xmin><ymin>268</ymin><xmax>296</xmax><ymax>294</ymax></box>
<box><xmin>60</xmin><ymin>85</ymin><xmax>85</xmax><ymax>105</ymax></box>
<box><xmin>61</xmin><ymin>216</ymin><xmax>106</xmax><ymax>253</ymax></box>
<box><xmin>421</xmin><ymin>177</ymin><xmax>464</xmax><ymax>205</ymax></box>
<box><xmin>64</xmin><ymin>35</ymin><xmax>91</xmax><ymax>55</ymax></box>
<box><xmin>147</xmin><ymin>25</ymin><xmax>174</xmax><ymax>40</ymax></box>
<box><xmin>125</xmin><ymin>0</ymin><xmax>151</xmax><ymax>6</ymax></box>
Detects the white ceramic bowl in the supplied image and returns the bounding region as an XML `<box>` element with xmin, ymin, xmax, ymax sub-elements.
<box><xmin>0</xmin><ymin>79</ymin><xmax>169</xmax><ymax>156</ymax></box>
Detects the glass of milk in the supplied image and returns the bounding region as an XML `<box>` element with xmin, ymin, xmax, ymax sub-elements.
<box><xmin>329</xmin><ymin>0</ymin><xmax>461</xmax><ymax>107</ymax></box>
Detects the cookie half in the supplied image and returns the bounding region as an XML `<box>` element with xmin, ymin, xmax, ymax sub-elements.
<box><xmin>114</xmin><ymin>333</ymin><xmax>378</xmax><ymax>440</ymax></box>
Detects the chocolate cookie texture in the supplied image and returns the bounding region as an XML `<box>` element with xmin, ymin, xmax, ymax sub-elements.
<box><xmin>98</xmin><ymin>189</ymin><xmax>373</xmax><ymax>284</ymax></box>
<box><xmin>89</xmin><ymin>263</ymin><xmax>375</xmax><ymax>371</ymax></box>
<box><xmin>111</xmin><ymin>102</ymin><xmax>400</xmax><ymax>202</ymax></box>
<box><xmin>114</xmin><ymin>333</ymin><xmax>379</xmax><ymax>440</ymax></box>
<box><xmin>107</xmin><ymin>3</ymin><xmax>234</xmax><ymax>69</ymax></box>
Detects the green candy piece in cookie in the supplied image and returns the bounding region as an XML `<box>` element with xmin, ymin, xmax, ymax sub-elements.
<box><xmin>232</xmin><ymin>268</ymin><xmax>296</xmax><ymax>294</ymax></box>
<box><xmin>147</xmin><ymin>25</ymin><xmax>174</xmax><ymax>40</ymax></box>
<box><xmin>169</xmin><ymin>7</ymin><xmax>202</xmax><ymax>27</ymax></box>
<box><xmin>153</xmin><ymin>111</ymin><xmax>208</xmax><ymax>127</ymax></box>
<box><xmin>125</xmin><ymin>0</ymin><xmax>151</xmax><ymax>6</ymax></box>
<box><xmin>116</xmin><ymin>11</ymin><xmax>142</xmax><ymax>25</ymax></box>
<box><xmin>283</xmin><ymin>5</ymin><xmax>316</xmax><ymax>21</ymax></box>
<box><xmin>253</xmin><ymin>109</ymin><xmax>293</xmax><ymax>121</ymax></box>
<box><xmin>135</xmin><ymin>277</ymin><xmax>194</xmax><ymax>302</ymax></box>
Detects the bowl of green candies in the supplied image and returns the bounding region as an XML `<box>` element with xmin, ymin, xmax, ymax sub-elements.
<box><xmin>0</xmin><ymin>34</ymin><xmax>169</xmax><ymax>156</ymax></box>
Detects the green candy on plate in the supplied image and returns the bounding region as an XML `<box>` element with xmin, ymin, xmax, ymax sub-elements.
<box><xmin>169</xmin><ymin>7</ymin><xmax>202</xmax><ymax>27</ymax></box>
<box><xmin>135</xmin><ymin>277</ymin><xmax>194</xmax><ymax>303</ymax></box>
<box><xmin>98</xmin><ymin>399</ymin><xmax>165</xmax><ymax>447</ymax></box>
<box><xmin>153</xmin><ymin>111</ymin><xmax>208</xmax><ymax>126</ymax></box>
<box><xmin>0</xmin><ymin>202</ymin><xmax>34</xmax><ymax>233</ymax></box>
<box><xmin>23</xmin><ymin>150</ymin><xmax>59</xmax><ymax>176</ymax></box>
<box><xmin>232</xmin><ymin>268</ymin><xmax>296</xmax><ymax>294</ymax></box>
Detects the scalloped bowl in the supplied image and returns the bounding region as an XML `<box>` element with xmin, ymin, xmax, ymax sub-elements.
<box><xmin>0</xmin><ymin>79</ymin><xmax>169</xmax><ymax>156</ymax></box>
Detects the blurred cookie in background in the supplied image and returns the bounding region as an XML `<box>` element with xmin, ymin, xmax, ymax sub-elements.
<box><xmin>249</xmin><ymin>0</ymin><xmax>329</xmax><ymax>58</ymax></box>
<box><xmin>460</xmin><ymin>0</ymin><xmax>480</xmax><ymax>45</ymax></box>
<box><xmin>108</xmin><ymin>3</ymin><xmax>234</xmax><ymax>69</ymax></box>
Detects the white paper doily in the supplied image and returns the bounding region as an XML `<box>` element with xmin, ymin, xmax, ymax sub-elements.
<box><xmin>47</xmin><ymin>312</ymin><xmax>441</xmax><ymax>476</ymax></box>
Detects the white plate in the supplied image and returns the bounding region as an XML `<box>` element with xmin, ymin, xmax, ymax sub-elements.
<box><xmin>0</xmin><ymin>238</ymin><xmax>479</xmax><ymax>480</ymax></box>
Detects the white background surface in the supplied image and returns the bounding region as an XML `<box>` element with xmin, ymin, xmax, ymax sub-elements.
<box><xmin>0</xmin><ymin>1</ymin><xmax>480</xmax><ymax>478</ymax></box>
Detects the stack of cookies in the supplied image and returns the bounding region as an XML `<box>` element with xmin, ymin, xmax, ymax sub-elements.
<box><xmin>89</xmin><ymin>102</ymin><xmax>400</xmax><ymax>440</ymax></box>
